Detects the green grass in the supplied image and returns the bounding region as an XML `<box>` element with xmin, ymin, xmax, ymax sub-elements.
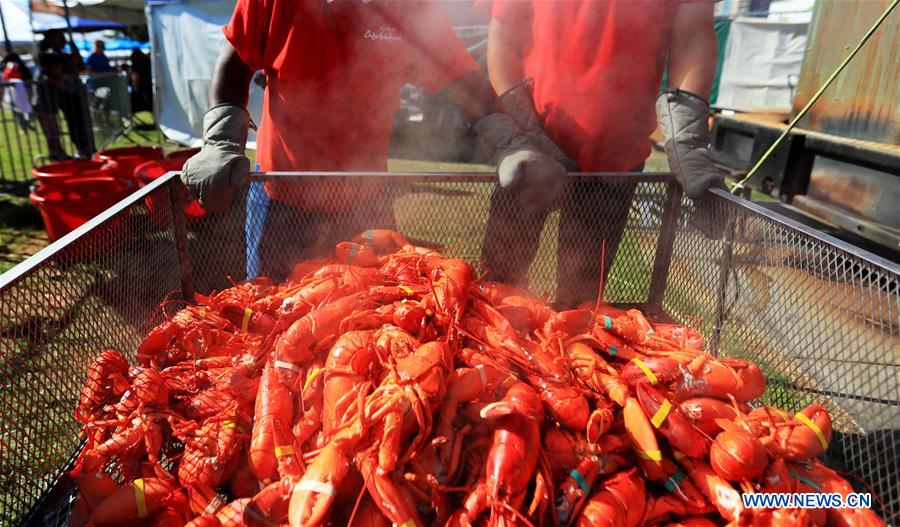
<box><xmin>0</xmin><ymin>193</ymin><xmax>47</xmax><ymax>275</ymax></box>
<box><xmin>0</xmin><ymin>108</ymin><xmax>57</xmax><ymax>185</ymax></box>
<box><xmin>0</xmin><ymin>224</ymin><xmax>46</xmax><ymax>275</ymax></box>
<box><xmin>0</xmin><ymin>109</ymin><xmax>162</xmax><ymax>187</ymax></box>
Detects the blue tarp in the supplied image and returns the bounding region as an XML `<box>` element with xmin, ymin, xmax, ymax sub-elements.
<box><xmin>74</xmin><ymin>37</ymin><xmax>150</xmax><ymax>52</ymax></box>
<box><xmin>32</xmin><ymin>14</ymin><xmax>127</xmax><ymax>33</ymax></box>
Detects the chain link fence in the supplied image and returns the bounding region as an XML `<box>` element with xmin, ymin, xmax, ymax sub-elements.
<box><xmin>0</xmin><ymin>173</ymin><xmax>896</xmax><ymax>525</ymax></box>
<box><xmin>0</xmin><ymin>71</ymin><xmax>134</xmax><ymax>192</ymax></box>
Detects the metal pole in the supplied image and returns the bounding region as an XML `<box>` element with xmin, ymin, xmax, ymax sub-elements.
<box><xmin>62</xmin><ymin>0</ymin><xmax>76</xmax><ymax>54</ymax></box>
<box><xmin>148</xmin><ymin>3</ymin><xmax>163</xmax><ymax>146</ymax></box>
<box><xmin>709</xmin><ymin>216</ymin><xmax>736</xmax><ymax>357</ymax></box>
<box><xmin>169</xmin><ymin>181</ymin><xmax>195</xmax><ymax>301</ymax></box>
<box><xmin>28</xmin><ymin>0</ymin><xmax>37</xmax><ymax>58</ymax></box>
<box><xmin>0</xmin><ymin>2</ymin><xmax>13</xmax><ymax>55</ymax></box>
<box><xmin>646</xmin><ymin>183</ymin><xmax>683</xmax><ymax>315</ymax></box>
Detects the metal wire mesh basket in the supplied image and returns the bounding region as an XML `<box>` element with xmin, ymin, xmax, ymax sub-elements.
<box><xmin>1</xmin><ymin>172</ymin><xmax>897</xmax><ymax>525</ymax></box>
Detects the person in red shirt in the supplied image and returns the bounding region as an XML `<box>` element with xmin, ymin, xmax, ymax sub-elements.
<box><xmin>181</xmin><ymin>0</ymin><xmax>566</xmax><ymax>280</ymax></box>
<box><xmin>480</xmin><ymin>0</ymin><xmax>724</xmax><ymax>306</ymax></box>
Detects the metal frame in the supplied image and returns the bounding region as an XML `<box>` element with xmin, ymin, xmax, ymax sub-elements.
<box><xmin>708</xmin><ymin>187</ymin><xmax>899</xmax><ymax>271</ymax></box>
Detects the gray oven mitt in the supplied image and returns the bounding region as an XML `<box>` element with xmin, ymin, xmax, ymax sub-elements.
<box><xmin>656</xmin><ymin>88</ymin><xmax>727</xmax><ymax>198</ymax></box>
<box><xmin>499</xmin><ymin>78</ymin><xmax>578</xmax><ymax>172</ymax></box>
<box><xmin>181</xmin><ymin>103</ymin><xmax>251</xmax><ymax>213</ymax></box>
<box><xmin>474</xmin><ymin>112</ymin><xmax>568</xmax><ymax>214</ymax></box>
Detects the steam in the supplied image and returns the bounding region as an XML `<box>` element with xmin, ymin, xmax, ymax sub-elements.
<box><xmin>252</xmin><ymin>0</ymin><xmax>492</xmax><ymax>256</ymax></box>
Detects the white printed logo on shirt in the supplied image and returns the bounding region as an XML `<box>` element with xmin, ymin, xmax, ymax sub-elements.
<box><xmin>364</xmin><ymin>26</ymin><xmax>401</xmax><ymax>43</ymax></box>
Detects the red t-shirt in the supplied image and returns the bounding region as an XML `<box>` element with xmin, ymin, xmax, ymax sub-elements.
<box><xmin>486</xmin><ymin>0</ymin><xmax>687</xmax><ymax>172</ymax></box>
<box><xmin>223</xmin><ymin>0</ymin><xmax>478</xmax><ymax>208</ymax></box>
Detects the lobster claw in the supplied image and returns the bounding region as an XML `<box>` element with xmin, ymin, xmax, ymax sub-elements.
<box><xmin>620</xmin><ymin>357</ymin><xmax>682</xmax><ymax>387</ymax></box>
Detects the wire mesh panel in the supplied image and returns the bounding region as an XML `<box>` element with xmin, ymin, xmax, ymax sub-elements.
<box><xmin>664</xmin><ymin>191</ymin><xmax>900</xmax><ymax>518</ymax></box>
<box><xmin>185</xmin><ymin>174</ymin><xmax>674</xmax><ymax>308</ymax></box>
<box><xmin>0</xmin><ymin>172</ymin><xmax>897</xmax><ymax>525</ymax></box>
<box><xmin>0</xmin><ymin>183</ymin><xmax>182</xmax><ymax>525</ymax></box>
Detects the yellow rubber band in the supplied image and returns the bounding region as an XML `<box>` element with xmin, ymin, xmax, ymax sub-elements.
<box><xmin>399</xmin><ymin>285</ymin><xmax>414</xmax><ymax>295</ymax></box>
<box><xmin>221</xmin><ymin>420</ymin><xmax>237</xmax><ymax>429</ymax></box>
<box><xmin>650</xmin><ymin>398</ymin><xmax>672</xmax><ymax>429</ymax></box>
<box><xmin>631</xmin><ymin>358</ymin><xmax>658</xmax><ymax>385</ymax></box>
<box><xmin>500</xmin><ymin>373</ymin><xmax>517</xmax><ymax>389</ymax></box>
<box><xmin>134</xmin><ymin>478</ymin><xmax>147</xmax><ymax>519</ymax></box>
<box><xmin>636</xmin><ymin>448</ymin><xmax>662</xmax><ymax>461</ymax></box>
<box><xmin>400</xmin><ymin>520</ymin><xmax>416</xmax><ymax>527</ymax></box>
<box><xmin>303</xmin><ymin>366</ymin><xmax>322</xmax><ymax>392</ymax></box>
<box><xmin>672</xmin><ymin>449</ymin><xmax>686</xmax><ymax>461</ymax></box>
<box><xmin>275</xmin><ymin>445</ymin><xmax>296</xmax><ymax>457</ymax></box>
<box><xmin>795</xmin><ymin>412</ymin><xmax>829</xmax><ymax>450</ymax></box>
<box><xmin>241</xmin><ymin>307</ymin><xmax>253</xmax><ymax>333</ymax></box>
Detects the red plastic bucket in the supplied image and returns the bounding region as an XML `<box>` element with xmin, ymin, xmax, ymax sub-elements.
<box><xmin>134</xmin><ymin>158</ymin><xmax>206</xmax><ymax>227</ymax></box>
<box><xmin>30</xmin><ymin>177</ymin><xmax>133</xmax><ymax>243</ymax></box>
<box><xmin>32</xmin><ymin>159</ymin><xmax>120</xmax><ymax>188</ymax></box>
<box><xmin>94</xmin><ymin>146</ymin><xmax>164</xmax><ymax>182</ymax></box>
<box><xmin>164</xmin><ymin>148</ymin><xmax>200</xmax><ymax>163</ymax></box>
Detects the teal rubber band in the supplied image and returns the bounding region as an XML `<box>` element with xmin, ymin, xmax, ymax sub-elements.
<box><xmin>569</xmin><ymin>469</ymin><xmax>591</xmax><ymax>494</ymax></box>
<box><xmin>789</xmin><ymin>471</ymin><xmax>822</xmax><ymax>492</ymax></box>
<box><xmin>664</xmin><ymin>470</ymin><xmax>686</xmax><ymax>492</ymax></box>
<box><xmin>346</xmin><ymin>243</ymin><xmax>360</xmax><ymax>264</ymax></box>
<box><xmin>609</xmin><ymin>345</ymin><xmax>618</xmax><ymax>356</ymax></box>
<box><xmin>647</xmin><ymin>328</ymin><xmax>655</xmax><ymax>335</ymax></box>
<box><xmin>604</xmin><ymin>316</ymin><xmax>612</xmax><ymax>330</ymax></box>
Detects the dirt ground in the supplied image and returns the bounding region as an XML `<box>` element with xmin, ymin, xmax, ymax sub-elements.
<box><xmin>0</xmin><ymin>194</ymin><xmax>49</xmax><ymax>275</ymax></box>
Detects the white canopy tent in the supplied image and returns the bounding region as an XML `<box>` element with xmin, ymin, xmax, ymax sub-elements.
<box><xmin>0</xmin><ymin>0</ymin><xmax>131</xmax><ymax>50</ymax></box>
<box><xmin>46</xmin><ymin>0</ymin><xmax>146</xmax><ymax>26</ymax></box>
<box><xmin>0</xmin><ymin>0</ymin><xmax>39</xmax><ymax>47</ymax></box>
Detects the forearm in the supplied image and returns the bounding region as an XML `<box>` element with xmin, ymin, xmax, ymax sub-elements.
<box><xmin>486</xmin><ymin>17</ymin><xmax>525</xmax><ymax>95</ymax></box>
<box><xmin>441</xmin><ymin>70</ymin><xmax>503</xmax><ymax>123</ymax></box>
<box><xmin>441</xmin><ymin>13</ymin><xmax>532</xmax><ymax>124</ymax></box>
<box><xmin>666</xmin><ymin>3</ymin><xmax>717</xmax><ymax>99</ymax></box>
<box><xmin>209</xmin><ymin>42</ymin><xmax>254</xmax><ymax>108</ymax></box>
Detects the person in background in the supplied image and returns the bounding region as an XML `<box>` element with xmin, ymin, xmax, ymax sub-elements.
<box><xmin>181</xmin><ymin>0</ymin><xmax>566</xmax><ymax>284</ymax></box>
<box><xmin>85</xmin><ymin>40</ymin><xmax>113</xmax><ymax>73</ymax></box>
<box><xmin>480</xmin><ymin>0</ymin><xmax>725</xmax><ymax>307</ymax></box>
<box><xmin>2</xmin><ymin>54</ymin><xmax>34</xmax><ymax>132</ymax></box>
<box><xmin>128</xmin><ymin>48</ymin><xmax>152</xmax><ymax>113</ymax></box>
<box><xmin>84</xmin><ymin>39</ymin><xmax>115</xmax><ymax>109</ymax></box>
<box><xmin>35</xmin><ymin>29</ymin><xmax>94</xmax><ymax>159</ymax></box>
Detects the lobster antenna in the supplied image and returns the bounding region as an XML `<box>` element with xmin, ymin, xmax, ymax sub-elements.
<box><xmin>345</xmin><ymin>469</ymin><xmax>369</xmax><ymax>527</ymax></box>
<box><xmin>501</xmin><ymin>501</ymin><xmax>537</xmax><ymax>527</ymax></box>
<box><xmin>591</xmin><ymin>240</ymin><xmax>607</xmax><ymax>330</ymax></box>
